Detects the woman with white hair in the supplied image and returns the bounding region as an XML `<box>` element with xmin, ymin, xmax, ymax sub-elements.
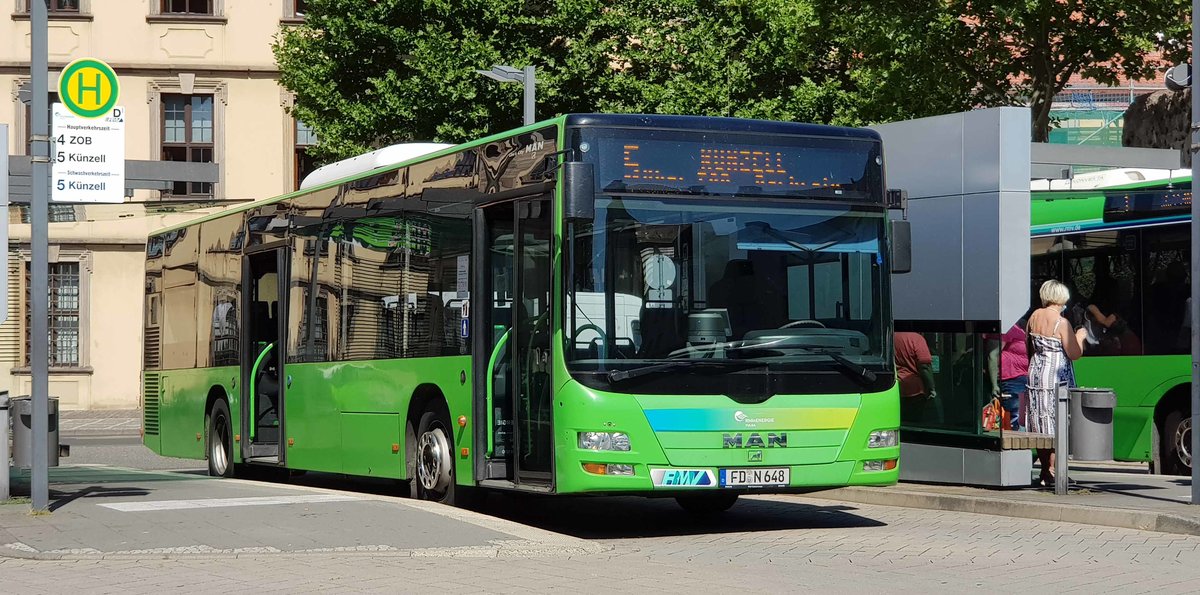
<box><xmin>1026</xmin><ymin>279</ymin><xmax>1089</xmax><ymax>487</ymax></box>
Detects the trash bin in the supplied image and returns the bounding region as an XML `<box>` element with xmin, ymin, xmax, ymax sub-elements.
<box><xmin>11</xmin><ymin>396</ymin><xmax>60</xmax><ymax>469</ymax></box>
<box><xmin>1068</xmin><ymin>387</ymin><xmax>1115</xmax><ymax>461</ymax></box>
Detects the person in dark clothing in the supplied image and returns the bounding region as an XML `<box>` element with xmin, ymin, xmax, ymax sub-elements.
<box><xmin>708</xmin><ymin>260</ymin><xmax>755</xmax><ymax>339</ymax></box>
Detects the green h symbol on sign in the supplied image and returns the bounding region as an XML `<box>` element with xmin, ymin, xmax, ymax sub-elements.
<box><xmin>76</xmin><ymin>71</ymin><xmax>104</xmax><ymax>106</ymax></box>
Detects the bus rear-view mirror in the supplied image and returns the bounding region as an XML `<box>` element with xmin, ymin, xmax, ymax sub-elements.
<box><xmin>890</xmin><ymin>219</ymin><xmax>912</xmax><ymax>274</ymax></box>
<box><xmin>562</xmin><ymin>162</ymin><xmax>595</xmax><ymax>221</ymax></box>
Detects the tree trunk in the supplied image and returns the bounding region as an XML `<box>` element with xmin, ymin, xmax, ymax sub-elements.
<box><xmin>1030</xmin><ymin>87</ymin><xmax>1054</xmax><ymax>143</ymax></box>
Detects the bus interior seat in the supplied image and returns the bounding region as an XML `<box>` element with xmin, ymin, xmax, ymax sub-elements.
<box><xmin>582</xmin><ymin>337</ymin><xmax>636</xmax><ymax>360</ymax></box>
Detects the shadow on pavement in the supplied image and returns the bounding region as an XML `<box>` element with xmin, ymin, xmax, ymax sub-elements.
<box><xmin>1073</xmin><ymin>480</ymin><xmax>1190</xmax><ymax>505</ymax></box>
<box><xmin>48</xmin><ymin>486</ymin><xmax>152</xmax><ymax>512</ymax></box>
<box><xmin>474</xmin><ymin>493</ymin><xmax>886</xmax><ymax>539</ymax></box>
<box><xmin>258</xmin><ymin>470</ymin><xmax>887</xmax><ymax>538</ymax></box>
<box><xmin>7</xmin><ymin>466</ymin><xmax>211</xmax><ymax>511</ymax></box>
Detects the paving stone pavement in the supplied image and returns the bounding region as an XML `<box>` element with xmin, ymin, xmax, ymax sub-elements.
<box><xmin>4</xmin><ymin>493</ymin><xmax>1200</xmax><ymax>593</ymax></box>
<box><xmin>59</xmin><ymin>410</ymin><xmax>141</xmax><ymax>436</ymax></box>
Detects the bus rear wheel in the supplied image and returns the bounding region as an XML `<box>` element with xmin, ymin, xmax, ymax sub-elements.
<box><xmin>207</xmin><ymin>400</ymin><xmax>234</xmax><ymax>478</ymax></box>
<box><xmin>675</xmin><ymin>493</ymin><xmax>739</xmax><ymax>515</ymax></box>
<box><xmin>1163</xmin><ymin>408</ymin><xmax>1192</xmax><ymax>476</ymax></box>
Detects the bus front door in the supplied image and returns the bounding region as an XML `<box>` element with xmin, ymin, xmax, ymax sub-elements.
<box><xmin>241</xmin><ymin>246</ymin><xmax>287</xmax><ymax>465</ymax></box>
<box><xmin>479</xmin><ymin>197</ymin><xmax>553</xmax><ymax>487</ymax></box>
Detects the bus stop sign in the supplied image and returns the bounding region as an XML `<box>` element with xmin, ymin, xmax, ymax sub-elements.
<box><xmin>58</xmin><ymin>58</ymin><xmax>119</xmax><ymax>118</ymax></box>
<box><xmin>53</xmin><ymin>58</ymin><xmax>125</xmax><ymax>203</ymax></box>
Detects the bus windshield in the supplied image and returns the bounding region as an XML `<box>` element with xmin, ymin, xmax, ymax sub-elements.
<box><xmin>565</xmin><ymin>196</ymin><xmax>893</xmax><ymax>397</ymax></box>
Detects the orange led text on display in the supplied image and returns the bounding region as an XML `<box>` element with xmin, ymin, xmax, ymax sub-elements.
<box><xmin>621</xmin><ymin>144</ymin><xmax>842</xmax><ymax>189</ymax></box>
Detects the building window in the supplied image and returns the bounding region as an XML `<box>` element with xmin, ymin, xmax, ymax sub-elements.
<box><xmin>281</xmin><ymin>0</ymin><xmax>307</xmax><ymax>20</ymax></box>
<box><xmin>162</xmin><ymin>94</ymin><xmax>214</xmax><ymax>197</ymax></box>
<box><xmin>22</xmin><ymin>0</ymin><xmax>81</xmax><ymax>12</ymax></box>
<box><xmin>161</xmin><ymin>0</ymin><xmax>212</xmax><ymax>14</ymax></box>
<box><xmin>294</xmin><ymin>118</ymin><xmax>318</xmax><ymax>190</ymax></box>
<box><xmin>25</xmin><ymin>262</ymin><xmax>82</xmax><ymax>368</ymax></box>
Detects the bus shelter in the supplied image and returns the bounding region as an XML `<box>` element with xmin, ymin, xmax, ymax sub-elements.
<box><xmin>873</xmin><ymin>107</ymin><xmax>1181</xmax><ymax>486</ymax></box>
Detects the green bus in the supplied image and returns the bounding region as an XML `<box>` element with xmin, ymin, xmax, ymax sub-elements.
<box><xmin>142</xmin><ymin>114</ymin><xmax>904</xmax><ymax>512</ymax></box>
<box><xmin>1031</xmin><ymin>172</ymin><xmax>1192</xmax><ymax>474</ymax></box>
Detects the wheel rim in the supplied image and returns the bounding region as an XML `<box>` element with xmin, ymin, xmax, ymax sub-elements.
<box><xmin>418</xmin><ymin>424</ymin><xmax>452</xmax><ymax>493</ymax></box>
<box><xmin>210</xmin><ymin>414</ymin><xmax>229</xmax><ymax>475</ymax></box>
<box><xmin>1175</xmin><ymin>416</ymin><xmax>1192</xmax><ymax>469</ymax></box>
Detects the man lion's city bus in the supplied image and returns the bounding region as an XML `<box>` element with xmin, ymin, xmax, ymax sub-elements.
<box><xmin>142</xmin><ymin>114</ymin><xmax>905</xmax><ymax>512</ymax></box>
<box><xmin>1031</xmin><ymin>170</ymin><xmax>1192</xmax><ymax>475</ymax></box>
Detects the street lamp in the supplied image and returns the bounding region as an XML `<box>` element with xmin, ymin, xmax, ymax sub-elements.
<box><xmin>476</xmin><ymin>64</ymin><xmax>536</xmax><ymax>126</ymax></box>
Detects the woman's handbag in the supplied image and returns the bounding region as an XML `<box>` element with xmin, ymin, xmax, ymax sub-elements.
<box><xmin>982</xmin><ymin>396</ymin><xmax>1012</xmax><ymax>432</ymax></box>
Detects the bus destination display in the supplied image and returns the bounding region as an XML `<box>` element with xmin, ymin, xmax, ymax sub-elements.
<box><xmin>591</xmin><ymin>136</ymin><xmax>880</xmax><ymax>200</ymax></box>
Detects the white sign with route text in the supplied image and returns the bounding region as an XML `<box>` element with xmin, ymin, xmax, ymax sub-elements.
<box><xmin>51</xmin><ymin>103</ymin><xmax>125</xmax><ymax>203</ymax></box>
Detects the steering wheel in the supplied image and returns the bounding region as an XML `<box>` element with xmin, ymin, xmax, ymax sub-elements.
<box><xmin>780</xmin><ymin>319</ymin><xmax>826</xmax><ymax>329</ymax></box>
<box><xmin>572</xmin><ymin>323</ymin><xmax>608</xmax><ymax>347</ymax></box>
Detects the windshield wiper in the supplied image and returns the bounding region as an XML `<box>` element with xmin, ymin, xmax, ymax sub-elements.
<box><xmin>793</xmin><ymin>347</ymin><xmax>878</xmax><ymax>383</ymax></box>
<box><xmin>607</xmin><ymin>359</ymin><xmax>768</xmax><ymax>383</ymax></box>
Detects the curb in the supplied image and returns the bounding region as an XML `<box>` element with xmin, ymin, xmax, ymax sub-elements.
<box><xmin>215</xmin><ymin>475</ymin><xmax>607</xmax><ymax>555</ymax></box>
<box><xmin>812</xmin><ymin>486</ymin><xmax>1200</xmax><ymax>537</ymax></box>
<box><xmin>0</xmin><ymin>542</ymin><xmax>605</xmax><ymax>561</ymax></box>
<box><xmin>0</xmin><ymin>466</ymin><xmax>604</xmax><ymax>560</ymax></box>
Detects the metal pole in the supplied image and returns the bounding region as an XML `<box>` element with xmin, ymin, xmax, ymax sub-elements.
<box><xmin>29</xmin><ymin>0</ymin><xmax>50</xmax><ymax>512</ymax></box>
<box><xmin>1</xmin><ymin>392</ymin><xmax>10</xmax><ymax>501</ymax></box>
<box><xmin>1056</xmin><ymin>382</ymin><xmax>1069</xmax><ymax>495</ymax></box>
<box><xmin>522</xmin><ymin>66</ymin><xmax>535</xmax><ymax>126</ymax></box>
<box><xmin>1192</xmin><ymin>0</ymin><xmax>1200</xmax><ymax>506</ymax></box>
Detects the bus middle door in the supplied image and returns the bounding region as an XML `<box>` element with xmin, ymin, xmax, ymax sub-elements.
<box><xmin>241</xmin><ymin>244</ymin><xmax>288</xmax><ymax>465</ymax></box>
<box><xmin>478</xmin><ymin>197</ymin><xmax>553</xmax><ymax>487</ymax></box>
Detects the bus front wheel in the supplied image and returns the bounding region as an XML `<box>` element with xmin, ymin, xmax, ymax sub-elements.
<box><xmin>415</xmin><ymin>409</ymin><xmax>456</xmax><ymax>503</ymax></box>
<box><xmin>207</xmin><ymin>400</ymin><xmax>235</xmax><ymax>478</ymax></box>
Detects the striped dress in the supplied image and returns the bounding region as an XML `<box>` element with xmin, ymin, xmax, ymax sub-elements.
<box><xmin>1026</xmin><ymin>318</ymin><xmax>1076</xmax><ymax>437</ymax></box>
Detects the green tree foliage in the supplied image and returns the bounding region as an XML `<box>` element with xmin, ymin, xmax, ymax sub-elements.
<box><xmin>835</xmin><ymin>0</ymin><xmax>1191</xmax><ymax>141</ymax></box>
<box><xmin>275</xmin><ymin>0</ymin><xmax>1190</xmax><ymax>157</ymax></box>
<box><xmin>275</xmin><ymin>0</ymin><xmax>863</xmax><ymax>159</ymax></box>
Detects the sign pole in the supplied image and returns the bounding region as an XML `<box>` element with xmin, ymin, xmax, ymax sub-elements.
<box><xmin>29</xmin><ymin>0</ymin><xmax>50</xmax><ymax>512</ymax></box>
<box><xmin>522</xmin><ymin>66</ymin><xmax>536</xmax><ymax>126</ymax></box>
<box><xmin>1191</xmin><ymin>0</ymin><xmax>1199</xmax><ymax>506</ymax></box>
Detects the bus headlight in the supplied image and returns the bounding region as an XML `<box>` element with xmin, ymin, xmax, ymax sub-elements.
<box><xmin>863</xmin><ymin>459</ymin><xmax>898</xmax><ymax>471</ymax></box>
<box><xmin>868</xmin><ymin>430</ymin><xmax>898</xmax><ymax>448</ymax></box>
<box><xmin>582</xmin><ymin>463</ymin><xmax>635</xmax><ymax>476</ymax></box>
<box><xmin>579</xmin><ymin>432</ymin><xmax>631</xmax><ymax>451</ymax></box>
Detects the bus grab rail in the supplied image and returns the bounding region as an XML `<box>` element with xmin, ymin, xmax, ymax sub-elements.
<box><xmin>486</xmin><ymin>329</ymin><xmax>511</xmax><ymax>458</ymax></box>
<box><xmin>249</xmin><ymin>342</ymin><xmax>275</xmax><ymax>441</ymax></box>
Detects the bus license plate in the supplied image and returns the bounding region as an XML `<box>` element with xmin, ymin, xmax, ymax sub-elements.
<box><xmin>720</xmin><ymin>468</ymin><xmax>789</xmax><ymax>487</ymax></box>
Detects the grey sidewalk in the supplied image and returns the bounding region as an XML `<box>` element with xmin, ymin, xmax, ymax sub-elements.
<box><xmin>816</xmin><ymin>463</ymin><xmax>1200</xmax><ymax>536</ymax></box>
<box><xmin>60</xmin><ymin>409</ymin><xmax>141</xmax><ymax>438</ymax></box>
<box><xmin>1</xmin><ymin>465</ymin><xmax>600</xmax><ymax>560</ymax></box>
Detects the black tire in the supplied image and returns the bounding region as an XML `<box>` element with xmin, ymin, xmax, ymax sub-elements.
<box><xmin>675</xmin><ymin>493</ymin><xmax>739</xmax><ymax>515</ymax></box>
<box><xmin>414</xmin><ymin>408</ymin><xmax>458</xmax><ymax>504</ymax></box>
<box><xmin>1162</xmin><ymin>408</ymin><xmax>1192</xmax><ymax>476</ymax></box>
<box><xmin>207</xmin><ymin>400</ymin><xmax>235</xmax><ymax>478</ymax></box>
